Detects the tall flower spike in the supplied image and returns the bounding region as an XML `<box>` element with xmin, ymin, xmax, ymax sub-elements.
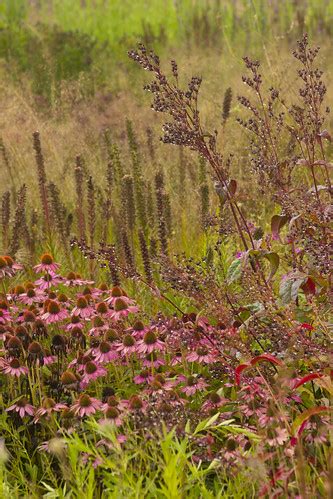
<box><xmin>32</xmin><ymin>131</ymin><xmax>51</xmax><ymax>233</ymax></box>
<box><xmin>74</xmin><ymin>155</ymin><xmax>86</xmax><ymax>241</ymax></box>
<box><xmin>1</xmin><ymin>191</ymin><xmax>10</xmax><ymax>253</ymax></box>
<box><xmin>87</xmin><ymin>176</ymin><xmax>96</xmax><ymax>249</ymax></box>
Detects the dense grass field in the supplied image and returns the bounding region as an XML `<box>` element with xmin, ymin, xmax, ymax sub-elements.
<box><xmin>0</xmin><ymin>1</ymin><xmax>332</xmax><ymax>497</ymax></box>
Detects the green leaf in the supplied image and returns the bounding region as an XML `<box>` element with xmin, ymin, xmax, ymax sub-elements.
<box><xmin>227</xmin><ymin>258</ymin><xmax>242</xmax><ymax>283</ymax></box>
<box><xmin>213</xmin><ymin>423</ymin><xmax>261</xmax><ymax>441</ymax></box>
<box><xmin>279</xmin><ymin>274</ymin><xmax>307</xmax><ymax>304</ymax></box>
<box><xmin>193</xmin><ymin>413</ymin><xmax>221</xmax><ymax>434</ymax></box>
<box><xmin>263</xmin><ymin>251</ymin><xmax>280</xmax><ymax>279</ymax></box>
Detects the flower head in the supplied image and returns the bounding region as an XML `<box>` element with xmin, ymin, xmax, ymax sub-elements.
<box><xmin>35</xmin><ymin>271</ymin><xmax>62</xmax><ymax>290</ymax></box>
<box><xmin>72</xmin><ymin>297</ymin><xmax>95</xmax><ymax>319</ymax></box>
<box><xmin>0</xmin><ymin>256</ymin><xmax>22</xmax><ymax>277</ymax></box>
<box><xmin>41</xmin><ymin>300</ymin><xmax>68</xmax><ymax>323</ymax></box>
<box><xmin>116</xmin><ymin>334</ymin><xmax>137</xmax><ymax>356</ymax></box>
<box><xmin>99</xmin><ymin>406</ymin><xmax>123</xmax><ymax>427</ymax></box>
<box><xmin>2</xmin><ymin>358</ymin><xmax>28</xmax><ymax>377</ymax></box>
<box><xmin>7</xmin><ymin>397</ymin><xmax>35</xmax><ymax>418</ymax></box>
<box><xmin>71</xmin><ymin>394</ymin><xmax>101</xmax><ymax>418</ymax></box>
<box><xmin>34</xmin><ymin>254</ymin><xmax>60</xmax><ymax>274</ymax></box>
<box><xmin>137</xmin><ymin>330</ymin><xmax>165</xmax><ymax>354</ymax></box>
<box><xmin>92</xmin><ymin>341</ymin><xmax>118</xmax><ymax>363</ymax></box>
<box><xmin>109</xmin><ymin>298</ymin><xmax>138</xmax><ymax>321</ymax></box>
<box><xmin>181</xmin><ymin>375</ymin><xmax>207</xmax><ymax>396</ymax></box>
<box><xmin>186</xmin><ymin>345</ymin><xmax>217</xmax><ymax>364</ymax></box>
<box><xmin>80</xmin><ymin>361</ymin><xmax>107</xmax><ymax>388</ymax></box>
<box><xmin>105</xmin><ymin>286</ymin><xmax>134</xmax><ymax>306</ymax></box>
<box><xmin>33</xmin><ymin>398</ymin><xmax>67</xmax><ymax>422</ymax></box>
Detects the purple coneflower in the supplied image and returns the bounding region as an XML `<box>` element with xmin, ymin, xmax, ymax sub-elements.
<box><xmin>92</xmin><ymin>341</ymin><xmax>118</xmax><ymax>363</ymax></box>
<box><xmin>63</xmin><ymin>271</ymin><xmax>93</xmax><ymax>287</ymax></box>
<box><xmin>170</xmin><ymin>351</ymin><xmax>184</xmax><ymax>366</ymax></box>
<box><xmin>105</xmin><ymin>286</ymin><xmax>134</xmax><ymax>306</ymax></box>
<box><xmin>0</xmin><ymin>256</ymin><xmax>23</xmax><ymax>278</ymax></box>
<box><xmin>67</xmin><ymin>352</ymin><xmax>89</xmax><ymax>371</ymax></box>
<box><xmin>71</xmin><ymin>297</ymin><xmax>95</xmax><ymax>319</ymax></box>
<box><xmin>80</xmin><ymin>361</ymin><xmax>107</xmax><ymax>387</ymax></box>
<box><xmin>18</xmin><ymin>287</ymin><xmax>45</xmax><ymax>305</ymax></box>
<box><xmin>43</xmin><ymin>351</ymin><xmax>57</xmax><ymax>365</ymax></box>
<box><xmin>0</xmin><ymin>308</ymin><xmax>11</xmax><ymax>324</ymax></box>
<box><xmin>71</xmin><ymin>394</ymin><xmax>101</xmax><ymax>417</ymax></box>
<box><xmin>5</xmin><ymin>336</ymin><xmax>23</xmax><ymax>358</ymax></box>
<box><xmin>181</xmin><ymin>375</ymin><xmax>207</xmax><ymax>396</ymax></box>
<box><xmin>35</xmin><ymin>271</ymin><xmax>62</xmax><ymax>291</ymax></box>
<box><xmin>124</xmin><ymin>395</ymin><xmax>147</xmax><ymax>414</ymax></box>
<box><xmin>95</xmin><ymin>302</ymin><xmax>109</xmax><ymax>317</ymax></box>
<box><xmin>88</xmin><ymin>316</ymin><xmax>108</xmax><ymax>337</ymax></box>
<box><xmin>81</xmin><ymin>453</ymin><xmax>103</xmax><ymax>468</ymax></box>
<box><xmin>90</xmin><ymin>282</ymin><xmax>109</xmax><ymax>299</ymax></box>
<box><xmin>7</xmin><ymin>397</ymin><xmax>35</xmax><ymax>418</ymax></box>
<box><xmin>41</xmin><ymin>300</ymin><xmax>68</xmax><ymax>324</ymax></box>
<box><xmin>186</xmin><ymin>345</ymin><xmax>217</xmax><ymax>364</ymax></box>
<box><xmin>202</xmin><ymin>392</ymin><xmax>227</xmax><ymax>412</ymax></box>
<box><xmin>34</xmin><ymin>253</ymin><xmax>60</xmax><ymax>274</ymax></box>
<box><xmin>66</xmin><ymin>315</ymin><xmax>84</xmax><ymax>331</ymax></box>
<box><xmin>33</xmin><ymin>398</ymin><xmax>67</xmax><ymax>422</ymax></box>
<box><xmin>126</xmin><ymin>320</ymin><xmax>149</xmax><ymax>339</ymax></box>
<box><xmin>142</xmin><ymin>352</ymin><xmax>165</xmax><ymax>368</ymax></box>
<box><xmin>116</xmin><ymin>334</ymin><xmax>137</xmax><ymax>356</ymax></box>
<box><xmin>99</xmin><ymin>406</ymin><xmax>123</xmax><ymax>427</ymax></box>
<box><xmin>2</xmin><ymin>358</ymin><xmax>28</xmax><ymax>377</ymax></box>
<box><xmin>109</xmin><ymin>298</ymin><xmax>139</xmax><ymax>321</ymax></box>
<box><xmin>267</xmin><ymin>427</ymin><xmax>289</xmax><ymax>447</ymax></box>
<box><xmin>148</xmin><ymin>374</ymin><xmax>175</xmax><ymax>392</ymax></box>
<box><xmin>133</xmin><ymin>369</ymin><xmax>154</xmax><ymax>385</ymax></box>
<box><xmin>136</xmin><ymin>330</ymin><xmax>165</xmax><ymax>354</ymax></box>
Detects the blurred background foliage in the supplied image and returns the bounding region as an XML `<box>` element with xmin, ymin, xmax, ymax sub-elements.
<box><xmin>1</xmin><ymin>0</ymin><xmax>333</xmax><ymax>105</ymax></box>
<box><xmin>0</xmin><ymin>0</ymin><xmax>332</xmax><ymax>270</ymax></box>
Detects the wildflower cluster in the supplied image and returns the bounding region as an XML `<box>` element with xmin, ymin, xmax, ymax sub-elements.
<box><xmin>0</xmin><ymin>252</ymin><xmax>331</xmax><ymax>491</ymax></box>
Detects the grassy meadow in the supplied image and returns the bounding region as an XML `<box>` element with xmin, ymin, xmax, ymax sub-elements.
<box><xmin>0</xmin><ymin>1</ymin><xmax>332</xmax><ymax>497</ymax></box>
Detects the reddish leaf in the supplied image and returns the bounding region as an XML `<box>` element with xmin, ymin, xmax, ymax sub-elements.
<box><xmin>317</xmin><ymin>129</ymin><xmax>332</xmax><ymax>142</ymax></box>
<box><xmin>291</xmin><ymin>406</ymin><xmax>330</xmax><ymax>444</ymax></box>
<box><xmin>250</xmin><ymin>354</ymin><xmax>284</xmax><ymax>367</ymax></box>
<box><xmin>235</xmin><ymin>363</ymin><xmax>250</xmax><ymax>385</ymax></box>
<box><xmin>235</xmin><ymin>354</ymin><xmax>283</xmax><ymax>385</ymax></box>
<box><xmin>271</xmin><ymin>214</ymin><xmax>289</xmax><ymax>239</ymax></box>
<box><xmin>292</xmin><ymin>373</ymin><xmax>324</xmax><ymax>389</ymax></box>
<box><xmin>298</xmin><ymin>323</ymin><xmax>314</xmax><ymax>331</ymax></box>
<box><xmin>228</xmin><ymin>179</ymin><xmax>237</xmax><ymax>197</ymax></box>
<box><xmin>301</xmin><ymin>277</ymin><xmax>316</xmax><ymax>295</ymax></box>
